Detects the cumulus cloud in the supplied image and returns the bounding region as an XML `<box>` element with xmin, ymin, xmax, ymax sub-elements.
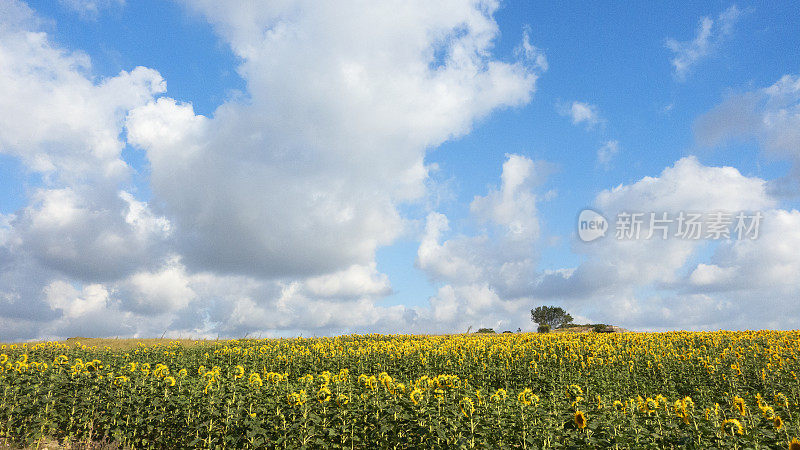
<box><xmin>7</xmin><ymin>188</ymin><xmax>170</xmax><ymax>282</ymax></box>
<box><xmin>412</xmin><ymin>154</ymin><xmax>800</xmax><ymax>332</ymax></box>
<box><xmin>0</xmin><ymin>21</ymin><xmax>165</xmax><ymax>185</ymax></box>
<box><xmin>0</xmin><ymin>0</ymin><xmax>545</xmax><ymax>340</ymax></box>
<box><xmin>666</xmin><ymin>5</ymin><xmax>741</xmax><ymax>79</ymax></box>
<box><xmin>125</xmin><ymin>0</ymin><xmax>541</xmax><ymax>280</ymax></box>
<box><xmin>531</xmin><ymin>156</ymin><xmax>800</xmax><ymax>331</ymax></box>
<box><xmin>695</xmin><ymin>74</ymin><xmax>800</xmax><ymax>195</ymax></box>
<box><xmin>558</xmin><ymin>101</ymin><xmax>602</xmax><ymax>129</ymax></box>
<box><xmin>0</xmin><ymin>0</ymin><xmax>170</xmax><ymax>285</ymax></box>
<box><xmin>415</xmin><ymin>154</ymin><xmax>548</xmax><ymax>331</ymax></box>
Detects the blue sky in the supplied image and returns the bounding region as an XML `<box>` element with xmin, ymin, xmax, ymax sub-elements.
<box><xmin>1</xmin><ymin>0</ymin><xmax>799</xmax><ymax>340</ymax></box>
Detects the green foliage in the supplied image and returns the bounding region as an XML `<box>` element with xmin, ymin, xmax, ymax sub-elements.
<box><xmin>537</xmin><ymin>324</ymin><xmax>551</xmax><ymax>333</ymax></box>
<box><xmin>476</xmin><ymin>328</ymin><xmax>495</xmax><ymax>334</ymax></box>
<box><xmin>531</xmin><ymin>305</ymin><xmax>573</xmax><ymax>329</ymax></box>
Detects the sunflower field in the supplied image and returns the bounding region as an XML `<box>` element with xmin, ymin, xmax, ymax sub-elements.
<box><xmin>1</xmin><ymin>331</ymin><xmax>800</xmax><ymax>448</ymax></box>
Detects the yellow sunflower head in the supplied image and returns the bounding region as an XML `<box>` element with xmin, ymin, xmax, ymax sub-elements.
<box><xmin>518</xmin><ymin>388</ymin><xmax>537</xmax><ymax>406</ymax></box>
<box><xmin>317</xmin><ymin>386</ymin><xmax>332</xmax><ymax>403</ymax></box>
<box><xmin>733</xmin><ymin>396</ymin><xmax>747</xmax><ymax>416</ymax></box>
<box><xmin>491</xmin><ymin>388</ymin><xmax>508</xmax><ymax>403</ymax></box>
<box><xmin>574</xmin><ymin>410</ymin><xmax>587</xmax><ymax>429</ymax></box>
<box><xmin>721</xmin><ymin>418</ymin><xmax>744</xmax><ymax>436</ymax></box>
<box><xmin>248</xmin><ymin>373</ymin><xmax>263</xmax><ymax>387</ymax></box>
<box><xmin>460</xmin><ymin>397</ymin><xmax>475</xmax><ymax>417</ymax></box>
<box><xmin>410</xmin><ymin>388</ymin><xmax>424</xmax><ymax>406</ymax></box>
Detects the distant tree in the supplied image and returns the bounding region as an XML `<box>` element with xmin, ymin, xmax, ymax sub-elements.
<box><xmin>531</xmin><ymin>306</ymin><xmax>573</xmax><ymax>329</ymax></box>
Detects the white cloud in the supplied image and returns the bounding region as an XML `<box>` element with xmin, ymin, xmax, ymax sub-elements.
<box><xmin>0</xmin><ymin>0</ymin><xmax>544</xmax><ymax>340</ymax></box>
<box><xmin>687</xmin><ymin>209</ymin><xmax>800</xmax><ymax>291</ymax></box>
<box><xmin>695</xmin><ymin>74</ymin><xmax>800</xmax><ymax>194</ymax></box>
<box><xmin>666</xmin><ymin>5</ymin><xmax>741</xmax><ymax>79</ymax></box>
<box><xmin>415</xmin><ymin>154</ymin><xmax>547</xmax><ymax>330</ymax></box>
<box><xmin>0</xmin><ymin>0</ymin><xmax>170</xmax><ymax>284</ymax></box>
<box><xmin>515</xmin><ymin>26</ymin><xmax>548</xmax><ymax>72</ymax></box>
<box><xmin>123</xmin><ymin>256</ymin><xmax>196</xmax><ymax>313</ymax></box>
<box><xmin>127</xmin><ymin>0</ymin><xmax>540</xmax><ymax>279</ymax></box>
<box><xmin>597</xmin><ymin>140</ymin><xmax>620</xmax><ymax>168</ymax></box>
<box><xmin>303</xmin><ymin>263</ymin><xmax>391</xmax><ymax>299</ymax></box>
<box><xmin>44</xmin><ymin>280</ymin><xmax>111</xmax><ymax>319</ymax></box>
<box><xmin>531</xmin><ymin>156</ymin><xmax>800</xmax><ymax>331</ymax></box>
<box><xmin>0</xmin><ymin>27</ymin><xmax>164</xmax><ymax>185</ymax></box>
<box><xmin>7</xmin><ymin>186</ymin><xmax>171</xmax><ymax>282</ymax></box>
<box><xmin>558</xmin><ymin>101</ymin><xmax>602</xmax><ymax>129</ymax></box>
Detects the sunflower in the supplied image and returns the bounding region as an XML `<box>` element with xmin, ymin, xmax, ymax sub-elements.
<box><xmin>318</xmin><ymin>371</ymin><xmax>332</xmax><ymax>386</ymax></box>
<box><xmin>674</xmin><ymin>400</ymin><xmax>689</xmax><ymax>424</ymax></box>
<box><xmin>410</xmin><ymin>388</ymin><xmax>424</xmax><ymax>406</ymax></box>
<box><xmin>234</xmin><ymin>365</ymin><xmax>245</xmax><ymax>380</ymax></box>
<box><xmin>317</xmin><ymin>386</ymin><xmax>332</xmax><ymax>403</ymax></box>
<box><xmin>518</xmin><ymin>388</ymin><xmax>538</xmax><ymax>406</ymax></box>
<box><xmin>299</xmin><ymin>374</ymin><xmax>314</xmax><ymax>384</ymax></box>
<box><xmin>733</xmin><ymin>396</ymin><xmax>747</xmax><ymax>416</ymax></box>
<box><xmin>721</xmin><ymin>418</ymin><xmax>743</xmax><ymax>435</ymax></box>
<box><xmin>164</xmin><ymin>376</ymin><xmax>176</xmax><ymax>387</ymax></box>
<box><xmin>567</xmin><ymin>384</ymin><xmax>583</xmax><ymax>398</ymax></box>
<box><xmin>491</xmin><ymin>389</ymin><xmax>508</xmax><ymax>403</ymax></box>
<box><xmin>249</xmin><ymin>373</ymin><xmax>263</xmax><ymax>387</ymax></box>
<box><xmin>774</xmin><ymin>416</ymin><xmax>784</xmax><ymax>430</ymax></box>
<box><xmin>790</xmin><ymin>438</ymin><xmax>800</xmax><ymax>450</ymax></box>
<box><xmin>574</xmin><ymin>410</ymin><xmax>587</xmax><ymax>429</ymax></box>
<box><xmin>287</xmin><ymin>390</ymin><xmax>307</xmax><ymax>407</ymax></box>
<box><xmin>153</xmin><ymin>364</ymin><xmax>169</xmax><ymax>377</ymax></box>
<box><xmin>776</xmin><ymin>393</ymin><xmax>790</xmax><ymax>409</ymax></box>
<box><xmin>460</xmin><ymin>397</ymin><xmax>475</xmax><ymax>417</ymax></box>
